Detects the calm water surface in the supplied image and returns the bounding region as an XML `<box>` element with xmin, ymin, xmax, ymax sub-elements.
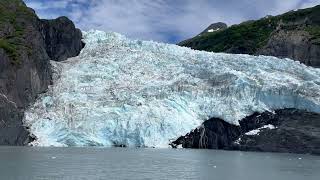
<box><xmin>0</xmin><ymin>147</ymin><xmax>319</xmax><ymax>180</ymax></box>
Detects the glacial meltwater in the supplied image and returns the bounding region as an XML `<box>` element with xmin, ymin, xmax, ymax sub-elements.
<box><xmin>0</xmin><ymin>147</ymin><xmax>319</xmax><ymax>180</ymax></box>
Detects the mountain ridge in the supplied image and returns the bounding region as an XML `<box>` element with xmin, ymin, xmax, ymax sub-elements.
<box><xmin>178</xmin><ymin>5</ymin><xmax>320</xmax><ymax>67</ymax></box>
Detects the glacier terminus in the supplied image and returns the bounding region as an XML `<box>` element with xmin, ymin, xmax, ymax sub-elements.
<box><xmin>23</xmin><ymin>30</ymin><xmax>320</xmax><ymax>147</ymax></box>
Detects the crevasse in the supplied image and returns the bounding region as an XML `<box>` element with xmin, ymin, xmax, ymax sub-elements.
<box><xmin>24</xmin><ymin>30</ymin><xmax>320</xmax><ymax>147</ymax></box>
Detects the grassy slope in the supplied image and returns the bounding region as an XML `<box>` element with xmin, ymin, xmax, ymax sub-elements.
<box><xmin>0</xmin><ymin>0</ymin><xmax>36</xmax><ymax>65</ymax></box>
<box><xmin>179</xmin><ymin>5</ymin><xmax>320</xmax><ymax>54</ymax></box>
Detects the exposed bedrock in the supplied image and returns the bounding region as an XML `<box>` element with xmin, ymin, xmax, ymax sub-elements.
<box><xmin>40</xmin><ymin>16</ymin><xmax>85</xmax><ymax>61</ymax></box>
<box><xmin>171</xmin><ymin>109</ymin><xmax>320</xmax><ymax>154</ymax></box>
<box><xmin>258</xmin><ymin>30</ymin><xmax>320</xmax><ymax>68</ymax></box>
<box><xmin>0</xmin><ymin>0</ymin><xmax>83</xmax><ymax>145</ymax></box>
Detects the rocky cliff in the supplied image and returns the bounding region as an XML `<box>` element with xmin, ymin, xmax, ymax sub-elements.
<box><xmin>171</xmin><ymin>109</ymin><xmax>320</xmax><ymax>154</ymax></box>
<box><xmin>40</xmin><ymin>16</ymin><xmax>84</xmax><ymax>61</ymax></box>
<box><xmin>179</xmin><ymin>5</ymin><xmax>320</xmax><ymax>67</ymax></box>
<box><xmin>0</xmin><ymin>0</ymin><xmax>83</xmax><ymax>145</ymax></box>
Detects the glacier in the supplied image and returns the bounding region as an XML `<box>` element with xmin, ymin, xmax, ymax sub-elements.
<box><xmin>24</xmin><ymin>30</ymin><xmax>320</xmax><ymax>147</ymax></box>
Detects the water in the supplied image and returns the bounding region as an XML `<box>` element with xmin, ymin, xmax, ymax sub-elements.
<box><xmin>0</xmin><ymin>147</ymin><xmax>319</xmax><ymax>180</ymax></box>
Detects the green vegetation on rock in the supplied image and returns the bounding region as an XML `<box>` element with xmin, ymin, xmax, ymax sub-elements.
<box><xmin>179</xmin><ymin>5</ymin><xmax>320</xmax><ymax>54</ymax></box>
<box><xmin>305</xmin><ymin>26</ymin><xmax>320</xmax><ymax>44</ymax></box>
<box><xmin>0</xmin><ymin>38</ymin><xmax>19</xmax><ymax>64</ymax></box>
<box><xmin>181</xmin><ymin>18</ymin><xmax>277</xmax><ymax>54</ymax></box>
<box><xmin>0</xmin><ymin>0</ymin><xmax>36</xmax><ymax>65</ymax></box>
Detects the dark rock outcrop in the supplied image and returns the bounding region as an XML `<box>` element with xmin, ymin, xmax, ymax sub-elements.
<box><xmin>238</xmin><ymin>109</ymin><xmax>320</xmax><ymax>154</ymax></box>
<box><xmin>40</xmin><ymin>16</ymin><xmax>84</xmax><ymax>61</ymax></box>
<box><xmin>0</xmin><ymin>0</ymin><xmax>83</xmax><ymax>145</ymax></box>
<box><xmin>0</xmin><ymin>0</ymin><xmax>51</xmax><ymax>145</ymax></box>
<box><xmin>179</xmin><ymin>5</ymin><xmax>320</xmax><ymax>68</ymax></box>
<box><xmin>258</xmin><ymin>30</ymin><xmax>320</xmax><ymax>67</ymax></box>
<box><xmin>171</xmin><ymin>118</ymin><xmax>240</xmax><ymax>149</ymax></box>
<box><xmin>171</xmin><ymin>109</ymin><xmax>320</xmax><ymax>154</ymax></box>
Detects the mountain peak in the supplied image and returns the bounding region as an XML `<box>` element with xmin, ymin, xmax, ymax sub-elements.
<box><xmin>200</xmin><ymin>22</ymin><xmax>228</xmax><ymax>35</ymax></box>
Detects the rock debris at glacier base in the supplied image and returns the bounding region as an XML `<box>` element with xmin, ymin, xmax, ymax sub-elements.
<box><xmin>24</xmin><ymin>30</ymin><xmax>320</xmax><ymax>147</ymax></box>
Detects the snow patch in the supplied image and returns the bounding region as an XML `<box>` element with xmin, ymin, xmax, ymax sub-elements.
<box><xmin>245</xmin><ymin>124</ymin><xmax>276</xmax><ymax>136</ymax></box>
<box><xmin>176</xmin><ymin>144</ymin><xmax>183</xmax><ymax>149</ymax></box>
<box><xmin>207</xmin><ymin>28</ymin><xmax>220</xmax><ymax>32</ymax></box>
<box><xmin>234</xmin><ymin>137</ymin><xmax>242</xmax><ymax>145</ymax></box>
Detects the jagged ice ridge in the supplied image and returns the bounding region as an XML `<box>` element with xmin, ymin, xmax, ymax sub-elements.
<box><xmin>24</xmin><ymin>30</ymin><xmax>320</xmax><ymax>147</ymax></box>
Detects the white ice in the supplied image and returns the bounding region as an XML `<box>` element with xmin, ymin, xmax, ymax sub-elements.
<box><xmin>245</xmin><ymin>124</ymin><xmax>276</xmax><ymax>136</ymax></box>
<box><xmin>208</xmin><ymin>28</ymin><xmax>220</xmax><ymax>32</ymax></box>
<box><xmin>24</xmin><ymin>30</ymin><xmax>320</xmax><ymax>147</ymax></box>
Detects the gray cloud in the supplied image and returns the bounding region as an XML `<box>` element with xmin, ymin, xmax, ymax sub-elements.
<box><xmin>25</xmin><ymin>0</ymin><xmax>320</xmax><ymax>43</ymax></box>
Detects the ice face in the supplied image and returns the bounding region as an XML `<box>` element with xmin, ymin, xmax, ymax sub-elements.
<box><xmin>24</xmin><ymin>30</ymin><xmax>320</xmax><ymax>147</ymax></box>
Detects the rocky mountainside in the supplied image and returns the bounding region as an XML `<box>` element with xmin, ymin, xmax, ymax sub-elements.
<box><xmin>0</xmin><ymin>0</ymin><xmax>83</xmax><ymax>145</ymax></box>
<box><xmin>179</xmin><ymin>5</ymin><xmax>320</xmax><ymax>67</ymax></box>
<box><xmin>171</xmin><ymin>109</ymin><xmax>320</xmax><ymax>155</ymax></box>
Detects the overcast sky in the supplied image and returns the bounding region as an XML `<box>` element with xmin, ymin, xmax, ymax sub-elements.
<box><xmin>24</xmin><ymin>0</ymin><xmax>320</xmax><ymax>43</ymax></box>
